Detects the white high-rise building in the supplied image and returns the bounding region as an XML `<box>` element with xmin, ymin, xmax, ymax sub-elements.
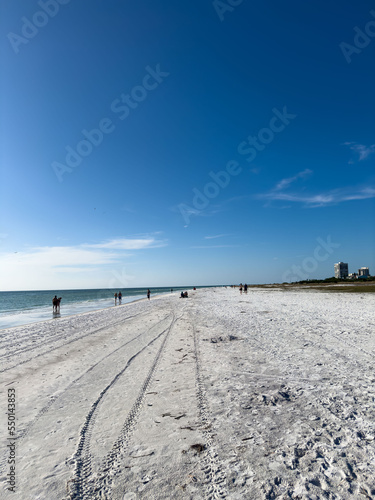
<box><xmin>334</xmin><ymin>262</ymin><xmax>348</xmax><ymax>279</ymax></box>
<box><xmin>358</xmin><ymin>267</ymin><xmax>370</xmax><ymax>277</ymax></box>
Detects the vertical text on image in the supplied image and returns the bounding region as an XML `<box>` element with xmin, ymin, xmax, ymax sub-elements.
<box><xmin>7</xmin><ymin>387</ymin><xmax>17</xmax><ymax>492</ymax></box>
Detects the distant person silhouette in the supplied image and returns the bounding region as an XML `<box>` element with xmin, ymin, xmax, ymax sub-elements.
<box><xmin>52</xmin><ymin>295</ymin><xmax>61</xmax><ymax>313</ymax></box>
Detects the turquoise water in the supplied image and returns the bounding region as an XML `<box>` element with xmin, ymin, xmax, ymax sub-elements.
<box><xmin>0</xmin><ymin>286</ymin><xmax>199</xmax><ymax>329</ymax></box>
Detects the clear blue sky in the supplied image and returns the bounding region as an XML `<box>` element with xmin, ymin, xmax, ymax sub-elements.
<box><xmin>1</xmin><ymin>0</ymin><xmax>374</xmax><ymax>290</ymax></box>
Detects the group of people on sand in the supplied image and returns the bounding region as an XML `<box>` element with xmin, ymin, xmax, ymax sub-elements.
<box><xmin>52</xmin><ymin>288</ymin><xmax>154</xmax><ymax>314</ymax></box>
<box><xmin>239</xmin><ymin>283</ymin><xmax>248</xmax><ymax>294</ymax></box>
<box><xmin>52</xmin><ymin>295</ymin><xmax>62</xmax><ymax>313</ymax></box>
<box><xmin>115</xmin><ymin>289</ymin><xmax>151</xmax><ymax>304</ymax></box>
<box><xmin>53</xmin><ymin>287</ymin><xmax>189</xmax><ymax>314</ymax></box>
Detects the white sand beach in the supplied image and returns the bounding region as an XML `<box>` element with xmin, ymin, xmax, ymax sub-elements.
<box><xmin>1</xmin><ymin>287</ymin><xmax>375</xmax><ymax>499</ymax></box>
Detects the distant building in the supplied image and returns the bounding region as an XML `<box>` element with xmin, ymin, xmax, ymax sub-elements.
<box><xmin>348</xmin><ymin>273</ymin><xmax>358</xmax><ymax>279</ymax></box>
<box><xmin>358</xmin><ymin>267</ymin><xmax>370</xmax><ymax>277</ymax></box>
<box><xmin>334</xmin><ymin>262</ymin><xmax>348</xmax><ymax>279</ymax></box>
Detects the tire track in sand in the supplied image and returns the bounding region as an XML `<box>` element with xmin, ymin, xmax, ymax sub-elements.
<box><xmin>0</xmin><ymin>311</ymin><xmax>147</xmax><ymax>373</ymax></box>
<box><xmin>193</xmin><ymin>322</ymin><xmax>228</xmax><ymax>499</ymax></box>
<box><xmin>1</xmin><ymin>299</ymin><xmax>171</xmax><ymax>373</ymax></box>
<box><xmin>0</xmin><ymin>310</ymin><xmax>172</xmax><ymax>477</ymax></box>
<box><xmin>0</xmin><ymin>312</ymin><xmax>143</xmax><ymax>354</ymax></box>
<box><xmin>66</xmin><ymin>310</ymin><xmax>180</xmax><ymax>499</ymax></box>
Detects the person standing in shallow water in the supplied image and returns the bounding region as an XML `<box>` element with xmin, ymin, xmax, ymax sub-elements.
<box><xmin>52</xmin><ymin>295</ymin><xmax>61</xmax><ymax>313</ymax></box>
<box><xmin>118</xmin><ymin>291</ymin><xmax>122</xmax><ymax>304</ymax></box>
<box><xmin>147</xmin><ymin>289</ymin><xmax>151</xmax><ymax>300</ymax></box>
<box><xmin>114</xmin><ymin>292</ymin><xmax>118</xmax><ymax>305</ymax></box>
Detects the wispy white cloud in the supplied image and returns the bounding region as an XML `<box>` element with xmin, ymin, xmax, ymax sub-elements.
<box><xmin>0</xmin><ymin>236</ymin><xmax>167</xmax><ymax>290</ymax></box>
<box><xmin>343</xmin><ymin>142</ymin><xmax>375</xmax><ymax>161</ymax></box>
<box><xmin>260</xmin><ymin>186</ymin><xmax>375</xmax><ymax>207</ymax></box>
<box><xmin>204</xmin><ymin>234</ymin><xmax>228</xmax><ymax>240</ymax></box>
<box><xmin>274</xmin><ymin>169</ymin><xmax>312</xmax><ymax>191</ymax></box>
<box><xmin>85</xmin><ymin>237</ymin><xmax>167</xmax><ymax>250</ymax></box>
<box><xmin>1</xmin><ymin>246</ymin><xmax>119</xmax><ymax>268</ymax></box>
<box><xmin>258</xmin><ymin>168</ymin><xmax>375</xmax><ymax>207</ymax></box>
<box><xmin>340</xmin><ymin>187</ymin><xmax>375</xmax><ymax>201</ymax></box>
<box><xmin>2</xmin><ymin>236</ymin><xmax>166</xmax><ymax>267</ymax></box>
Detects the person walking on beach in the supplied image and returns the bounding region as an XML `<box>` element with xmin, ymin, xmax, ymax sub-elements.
<box><xmin>239</xmin><ymin>284</ymin><xmax>243</xmax><ymax>294</ymax></box>
<box><xmin>118</xmin><ymin>291</ymin><xmax>122</xmax><ymax>304</ymax></box>
<box><xmin>147</xmin><ymin>289</ymin><xmax>151</xmax><ymax>300</ymax></box>
<box><xmin>114</xmin><ymin>292</ymin><xmax>118</xmax><ymax>305</ymax></box>
<box><xmin>52</xmin><ymin>295</ymin><xmax>61</xmax><ymax>313</ymax></box>
<box><xmin>244</xmin><ymin>284</ymin><xmax>248</xmax><ymax>294</ymax></box>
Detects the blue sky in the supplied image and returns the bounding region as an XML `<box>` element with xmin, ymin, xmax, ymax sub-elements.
<box><xmin>1</xmin><ymin>0</ymin><xmax>374</xmax><ymax>290</ymax></box>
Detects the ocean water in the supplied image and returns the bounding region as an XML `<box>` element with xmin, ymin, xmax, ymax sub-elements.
<box><xmin>0</xmin><ymin>286</ymin><xmax>197</xmax><ymax>330</ymax></box>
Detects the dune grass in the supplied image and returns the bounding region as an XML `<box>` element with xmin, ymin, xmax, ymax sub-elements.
<box><xmin>250</xmin><ymin>283</ymin><xmax>375</xmax><ymax>293</ymax></box>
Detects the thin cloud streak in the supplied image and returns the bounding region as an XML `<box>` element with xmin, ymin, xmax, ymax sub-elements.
<box><xmin>274</xmin><ymin>169</ymin><xmax>312</xmax><ymax>191</ymax></box>
<box><xmin>204</xmin><ymin>234</ymin><xmax>228</xmax><ymax>240</ymax></box>
<box><xmin>85</xmin><ymin>237</ymin><xmax>167</xmax><ymax>250</ymax></box>
<box><xmin>260</xmin><ymin>187</ymin><xmax>375</xmax><ymax>207</ymax></box>
<box><xmin>343</xmin><ymin>142</ymin><xmax>375</xmax><ymax>161</ymax></box>
<box><xmin>259</xmin><ymin>167</ymin><xmax>375</xmax><ymax>207</ymax></box>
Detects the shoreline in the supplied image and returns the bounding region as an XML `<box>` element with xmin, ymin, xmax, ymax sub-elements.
<box><xmin>3</xmin><ymin>281</ymin><xmax>372</xmax><ymax>331</ymax></box>
<box><xmin>1</xmin><ymin>287</ymin><xmax>375</xmax><ymax>498</ymax></box>
<box><xmin>0</xmin><ymin>287</ymin><xmax>207</xmax><ymax>331</ymax></box>
<box><xmin>0</xmin><ymin>290</ymin><xmax>181</xmax><ymax>331</ymax></box>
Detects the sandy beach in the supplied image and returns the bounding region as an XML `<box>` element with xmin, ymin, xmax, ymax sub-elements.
<box><xmin>1</xmin><ymin>287</ymin><xmax>375</xmax><ymax>499</ymax></box>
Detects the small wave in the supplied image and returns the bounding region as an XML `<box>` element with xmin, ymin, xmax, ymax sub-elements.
<box><xmin>0</xmin><ymin>296</ymin><xmax>140</xmax><ymax>330</ymax></box>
